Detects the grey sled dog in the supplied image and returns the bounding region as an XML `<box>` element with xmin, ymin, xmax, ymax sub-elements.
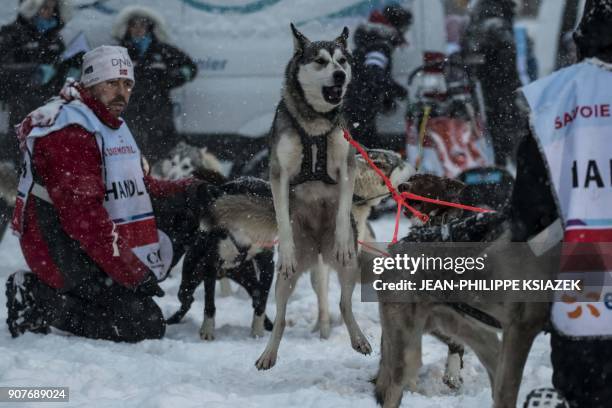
<box><xmin>374</xmin><ymin>176</ymin><xmax>556</xmax><ymax>407</ymax></box>
<box><xmin>255</xmin><ymin>23</ymin><xmax>372</xmax><ymax>370</ymax></box>
<box><xmin>375</xmin><ymin>238</ymin><xmax>553</xmax><ymax>408</ymax></box>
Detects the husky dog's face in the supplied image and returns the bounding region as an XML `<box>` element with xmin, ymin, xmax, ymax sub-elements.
<box><xmin>153</xmin><ymin>141</ymin><xmax>223</xmax><ymax>181</ymax></box>
<box><xmin>290</xmin><ymin>23</ymin><xmax>352</xmax><ymax>113</ymax></box>
<box><xmin>161</xmin><ymin>147</ymin><xmax>200</xmax><ymax>180</ymax></box>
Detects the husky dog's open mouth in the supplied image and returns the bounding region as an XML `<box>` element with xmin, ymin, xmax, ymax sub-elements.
<box><xmin>322</xmin><ymin>85</ymin><xmax>344</xmax><ymax>105</ymax></box>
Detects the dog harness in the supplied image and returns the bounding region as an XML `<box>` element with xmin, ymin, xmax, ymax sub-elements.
<box><xmin>448</xmin><ymin>303</ymin><xmax>502</xmax><ymax>329</ymax></box>
<box><xmin>280</xmin><ymin>104</ymin><xmax>338</xmax><ymax>186</ymax></box>
<box><xmin>13</xmin><ymin>100</ymin><xmax>172</xmax><ymax>281</ymax></box>
<box><xmin>290</xmin><ymin>130</ymin><xmax>338</xmax><ymax>186</ymax></box>
<box><xmin>522</xmin><ymin>58</ymin><xmax>612</xmax><ymax>338</ymax></box>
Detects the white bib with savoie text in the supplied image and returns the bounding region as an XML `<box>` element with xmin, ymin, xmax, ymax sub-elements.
<box><xmin>522</xmin><ymin>59</ymin><xmax>612</xmax><ymax>338</ymax></box>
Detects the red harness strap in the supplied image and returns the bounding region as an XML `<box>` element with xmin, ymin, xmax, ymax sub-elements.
<box><xmin>343</xmin><ymin>130</ymin><xmax>495</xmax><ymax>244</ymax></box>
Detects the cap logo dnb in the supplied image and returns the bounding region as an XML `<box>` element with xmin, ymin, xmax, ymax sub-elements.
<box><xmin>112</xmin><ymin>58</ymin><xmax>132</xmax><ymax>68</ymax></box>
<box><xmin>112</xmin><ymin>58</ymin><xmax>132</xmax><ymax>76</ymax></box>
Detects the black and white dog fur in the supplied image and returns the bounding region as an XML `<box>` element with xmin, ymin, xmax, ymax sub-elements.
<box><xmin>149</xmin><ymin>141</ymin><xmax>227</xmax><ymax>183</ymax></box>
<box><xmin>152</xmin><ymin>142</ymin><xmax>274</xmax><ymax>339</ymax></box>
<box><xmin>150</xmin><ymin>140</ymin><xmax>231</xmax><ymax>298</ymax></box>
<box><xmin>166</xmin><ymin>193</ymin><xmax>276</xmax><ymax>340</ymax></box>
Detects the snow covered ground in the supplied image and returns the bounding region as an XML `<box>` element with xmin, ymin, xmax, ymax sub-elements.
<box><xmin>0</xmin><ymin>215</ymin><xmax>553</xmax><ymax>407</ymax></box>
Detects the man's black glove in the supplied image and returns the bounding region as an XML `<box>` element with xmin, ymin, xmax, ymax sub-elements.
<box><xmin>136</xmin><ymin>272</ymin><xmax>165</xmax><ymax>297</ymax></box>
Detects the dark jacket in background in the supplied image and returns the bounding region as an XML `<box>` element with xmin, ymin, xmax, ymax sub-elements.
<box><xmin>0</xmin><ymin>15</ymin><xmax>66</xmax><ymax>163</ymax></box>
<box><xmin>461</xmin><ymin>0</ymin><xmax>523</xmax><ymax>166</ymax></box>
<box><xmin>344</xmin><ymin>22</ymin><xmax>407</xmax><ymax>151</ymax></box>
<box><xmin>120</xmin><ymin>36</ymin><xmax>197</xmax><ymax>163</ymax></box>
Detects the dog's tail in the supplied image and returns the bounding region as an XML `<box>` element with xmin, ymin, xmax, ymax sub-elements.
<box><xmin>212</xmin><ymin>177</ymin><xmax>277</xmax><ymax>245</ymax></box>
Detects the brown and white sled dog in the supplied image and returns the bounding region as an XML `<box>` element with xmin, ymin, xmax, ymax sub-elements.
<box><xmin>375</xmin><ymin>242</ymin><xmax>552</xmax><ymax>408</ymax></box>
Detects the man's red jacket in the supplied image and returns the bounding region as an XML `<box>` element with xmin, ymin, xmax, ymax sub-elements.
<box><xmin>19</xmin><ymin>90</ymin><xmax>192</xmax><ymax>290</ymax></box>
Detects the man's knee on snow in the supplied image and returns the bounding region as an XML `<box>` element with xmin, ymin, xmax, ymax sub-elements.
<box><xmin>120</xmin><ymin>297</ymin><xmax>166</xmax><ymax>342</ymax></box>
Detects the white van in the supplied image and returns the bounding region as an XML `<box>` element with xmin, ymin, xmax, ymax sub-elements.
<box><xmin>0</xmin><ymin>0</ymin><xmax>446</xmax><ymax>141</ymax></box>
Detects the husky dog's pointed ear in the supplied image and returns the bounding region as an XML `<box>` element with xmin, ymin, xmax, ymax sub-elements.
<box><xmin>290</xmin><ymin>23</ymin><xmax>310</xmax><ymax>54</ymax></box>
<box><xmin>335</xmin><ymin>26</ymin><xmax>349</xmax><ymax>48</ymax></box>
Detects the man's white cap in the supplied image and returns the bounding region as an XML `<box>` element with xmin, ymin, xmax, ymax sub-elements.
<box><xmin>81</xmin><ymin>45</ymin><xmax>135</xmax><ymax>87</ymax></box>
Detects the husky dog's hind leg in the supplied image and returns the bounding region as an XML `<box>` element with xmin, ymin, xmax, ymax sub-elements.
<box><xmin>310</xmin><ymin>256</ymin><xmax>331</xmax><ymax>339</ymax></box>
<box><xmin>431</xmin><ymin>331</ymin><xmax>465</xmax><ymax>390</ymax></box>
<box><xmin>254</xmin><ymin>250</ymin><xmax>275</xmax><ymax>332</ymax></box>
<box><xmin>493</xmin><ymin>303</ymin><xmax>548</xmax><ymax>408</ymax></box>
<box><xmin>322</xmin><ymin>223</ymin><xmax>372</xmax><ymax>355</ymax></box>
<box><xmin>255</xmin><ymin>246</ymin><xmax>318</xmax><ymax>370</ymax></box>
<box><xmin>166</xmin><ymin>233</ymin><xmax>208</xmax><ymax>325</ymax></box>
<box><xmin>226</xmin><ymin>251</ymin><xmax>274</xmax><ymax>337</ymax></box>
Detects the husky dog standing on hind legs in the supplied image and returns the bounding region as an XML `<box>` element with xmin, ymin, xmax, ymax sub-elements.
<box><xmin>255</xmin><ymin>23</ymin><xmax>372</xmax><ymax>370</ymax></box>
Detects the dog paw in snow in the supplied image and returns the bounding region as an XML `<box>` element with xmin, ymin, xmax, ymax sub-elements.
<box><xmin>251</xmin><ymin>313</ymin><xmax>265</xmax><ymax>338</ymax></box>
<box><xmin>277</xmin><ymin>244</ymin><xmax>297</xmax><ymax>279</ymax></box>
<box><xmin>199</xmin><ymin>316</ymin><xmax>215</xmax><ymax>341</ymax></box>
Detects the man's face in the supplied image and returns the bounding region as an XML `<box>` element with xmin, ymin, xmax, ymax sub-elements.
<box><xmin>128</xmin><ymin>18</ymin><xmax>150</xmax><ymax>40</ymax></box>
<box><xmin>38</xmin><ymin>0</ymin><xmax>57</xmax><ymax>20</ymax></box>
<box><xmin>88</xmin><ymin>78</ymin><xmax>134</xmax><ymax>118</ymax></box>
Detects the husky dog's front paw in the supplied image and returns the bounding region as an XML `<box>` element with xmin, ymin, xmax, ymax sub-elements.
<box><xmin>351</xmin><ymin>333</ymin><xmax>372</xmax><ymax>355</ymax></box>
<box><xmin>255</xmin><ymin>348</ymin><xmax>277</xmax><ymax>370</ymax></box>
<box><xmin>277</xmin><ymin>245</ymin><xmax>297</xmax><ymax>279</ymax></box>
<box><xmin>199</xmin><ymin>316</ymin><xmax>215</xmax><ymax>341</ymax></box>
<box><xmin>333</xmin><ymin>235</ymin><xmax>355</xmax><ymax>267</ymax></box>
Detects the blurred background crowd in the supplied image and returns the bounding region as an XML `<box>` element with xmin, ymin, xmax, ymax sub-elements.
<box><xmin>0</xmin><ymin>0</ymin><xmax>589</xmax><ymax>233</ymax></box>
